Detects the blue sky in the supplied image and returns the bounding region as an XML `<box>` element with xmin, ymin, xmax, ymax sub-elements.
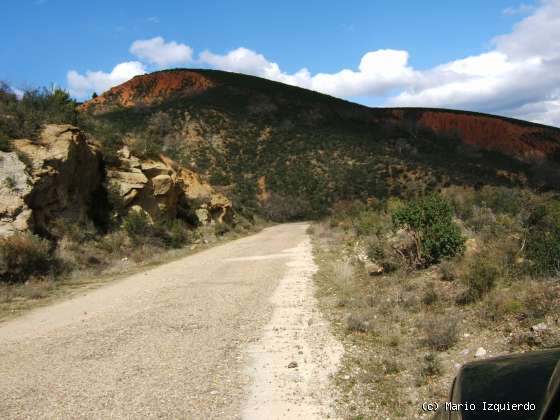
<box><xmin>2</xmin><ymin>0</ymin><xmax>560</xmax><ymax>126</ymax></box>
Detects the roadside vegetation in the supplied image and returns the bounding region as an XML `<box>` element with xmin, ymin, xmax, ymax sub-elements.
<box><xmin>0</xmin><ymin>214</ymin><xmax>265</xmax><ymax>320</ymax></box>
<box><xmin>310</xmin><ymin>187</ymin><xmax>560</xmax><ymax>419</ymax></box>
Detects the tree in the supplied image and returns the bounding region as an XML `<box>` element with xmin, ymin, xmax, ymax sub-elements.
<box><xmin>392</xmin><ymin>194</ymin><xmax>465</xmax><ymax>266</ymax></box>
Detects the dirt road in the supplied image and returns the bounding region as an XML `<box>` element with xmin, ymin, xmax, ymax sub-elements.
<box><xmin>0</xmin><ymin>223</ymin><xmax>342</xmax><ymax>419</ymax></box>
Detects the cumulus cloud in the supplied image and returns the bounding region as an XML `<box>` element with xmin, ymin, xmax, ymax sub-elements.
<box><xmin>67</xmin><ymin>61</ymin><xmax>146</xmax><ymax>99</ymax></box>
<box><xmin>200</xmin><ymin>47</ymin><xmax>312</xmax><ymax>87</ymax></box>
<box><xmin>199</xmin><ymin>48</ymin><xmax>415</xmax><ymax>98</ymax></box>
<box><xmin>389</xmin><ymin>0</ymin><xmax>560</xmax><ymax>126</ymax></box>
<box><xmin>130</xmin><ymin>37</ymin><xmax>192</xmax><ymax>67</ymax></box>
<box><xmin>65</xmin><ymin>0</ymin><xmax>560</xmax><ymax>126</ymax></box>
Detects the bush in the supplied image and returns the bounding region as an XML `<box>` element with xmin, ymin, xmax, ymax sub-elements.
<box><xmin>418</xmin><ymin>352</ymin><xmax>443</xmax><ymax>384</ymax></box>
<box><xmin>0</xmin><ymin>133</ymin><xmax>11</xmax><ymax>152</ymax></box>
<box><xmin>0</xmin><ymin>234</ymin><xmax>59</xmax><ymax>283</ymax></box>
<box><xmin>527</xmin><ymin>226</ymin><xmax>560</xmax><ymax>277</ymax></box>
<box><xmin>392</xmin><ymin>194</ymin><xmax>465</xmax><ymax>266</ymax></box>
<box><xmin>165</xmin><ymin>219</ymin><xmax>195</xmax><ymax>248</ymax></box>
<box><xmin>439</xmin><ymin>260</ymin><xmax>457</xmax><ymax>281</ymax></box>
<box><xmin>419</xmin><ymin>315</ymin><xmax>459</xmax><ymax>351</ymax></box>
<box><xmin>0</xmin><ymin>83</ymin><xmax>78</xmax><ymax>140</ymax></box>
<box><xmin>123</xmin><ymin>210</ymin><xmax>153</xmax><ymax>238</ymax></box>
<box><xmin>421</xmin><ymin>283</ymin><xmax>439</xmax><ymax>306</ymax></box>
<box><xmin>354</xmin><ymin>210</ymin><xmax>390</xmax><ymax>237</ymax></box>
<box><xmin>478</xmin><ymin>186</ymin><xmax>521</xmax><ymax>216</ymax></box>
<box><xmin>457</xmin><ymin>259</ymin><xmax>499</xmax><ymax>304</ymax></box>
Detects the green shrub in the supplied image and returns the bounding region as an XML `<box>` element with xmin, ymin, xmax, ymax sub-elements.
<box><xmin>214</xmin><ymin>222</ymin><xmax>230</xmax><ymax>237</ymax></box>
<box><xmin>478</xmin><ymin>186</ymin><xmax>521</xmax><ymax>216</ymax></box>
<box><xmin>527</xmin><ymin>227</ymin><xmax>560</xmax><ymax>277</ymax></box>
<box><xmin>392</xmin><ymin>194</ymin><xmax>465</xmax><ymax>266</ymax></box>
<box><xmin>123</xmin><ymin>210</ymin><xmax>153</xmax><ymax>238</ymax></box>
<box><xmin>165</xmin><ymin>219</ymin><xmax>194</xmax><ymax>248</ymax></box>
<box><xmin>457</xmin><ymin>259</ymin><xmax>499</xmax><ymax>304</ymax></box>
<box><xmin>418</xmin><ymin>352</ymin><xmax>443</xmax><ymax>384</ymax></box>
<box><xmin>525</xmin><ymin>200</ymin><xmax>560</xmax><ymax>277</ymax></box>
<box><xmin>0</xmin><ymin>133</ymin><xmax>11</xmax><ymax>152</ymax></box>
<box><xmin>0</xmin><ymin>234</ymin><xmax>59</xmax><ymax>283</ymax></box>
<box><xmin>354</xmin><ymin>210</ymin><xmax>390</xmax><ymax>237</ymax></box>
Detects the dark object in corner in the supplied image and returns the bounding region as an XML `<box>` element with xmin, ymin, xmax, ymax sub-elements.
<box><xmin>433</xmin><ymin>347</ymin><xmax>560</xmax><ymax>420</ymax></box>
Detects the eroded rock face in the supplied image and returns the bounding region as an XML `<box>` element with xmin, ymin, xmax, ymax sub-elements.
<box><xmin>80</xmin><ymin>71</ymin><xmax>216</xmax><ymax>114</ymax></box>
<box><xmin>374</xmin><ymin>109</ymin><xmax>560</xmax><ymax>163</ymax></box>
<box><xmin>0</xmin><ymin>152</ymin><xmax>33</xmax><ymax>236</ymax></box>
<box><xmin>107</xmin><ymin>147</ymin><xmax>232</xmax><ymax>225</ymax></box>
<box><xmin>0</xmin><ymin>124</ymin><xmax>103</xmax><ymax>236</ymax></box>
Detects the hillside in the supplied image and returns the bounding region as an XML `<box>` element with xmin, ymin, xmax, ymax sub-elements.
<box><xmin>80</xmin><ymin>69</ymin><xmax>560</xmax><ymax>220</ymax></box>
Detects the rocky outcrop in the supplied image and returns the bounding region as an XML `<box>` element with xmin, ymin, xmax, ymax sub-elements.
<box><xmin>0</xmin><ymin>124</ymin><xmax>103</xmax><ymax>236</ymax></box>
<box><xmin>375</xmin><ymin>108</ymin><xmax>560</xmax><ymax>163</ymax></box>
<box><xmin>107</xmin><ymin>147</ymin><xmax>232</xmax><ymax>225</ymax></box>
<box><xmin>80</xmin><ymin>70</ymin><xmax>216</xmax><ymax>114</ymax></box>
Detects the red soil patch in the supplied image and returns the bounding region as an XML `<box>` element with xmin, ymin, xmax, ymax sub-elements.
<box><xmin>80</xmin><ymin>71</ymin><xmax>215</xmax><ymax>113</ymax></box>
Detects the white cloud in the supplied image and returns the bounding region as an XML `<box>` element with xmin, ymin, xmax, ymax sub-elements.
<box><xmin>65</xmin><ymin>0</ymin><xmax>560</xmax><ymax>126</ymax></box>
<box><xmin>310</xmin><ymin>50</ymin><xmax>416</xmax><ymax>97</ymax></box>
<box><xmin>130</xmin><ymin>37</ymin><xmax>192</xmax><ymax>67</ymax></box>
<box><xmin>67</xmin><ymin>61</ymin><xmax>146</xmax><ymax>99</ymax></box>
<box><xmin>389</xmin><ymin>0</ymin><xmax>560</xmax><ymax>126</ymax></box>
<box><xmin>199</xmin><ymin>48</ymin><xmax>415</xmax><ymax>98</ymax></box>
<box><xmin>199</xmin><ymin>47</ymin><xmax>312</xmax><ymax>87</ymax></box>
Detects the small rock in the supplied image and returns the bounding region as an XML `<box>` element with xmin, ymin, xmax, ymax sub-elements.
<box><xmin>531</xmin><ymin>322</ymin><xmax>548</xmax><ymax>332</ymax></box>
<box><xmin>460</xmin><ymin>349</ymin><xmax>469</xmax><ymax>356</ymax></box>
<box><xmin>121</xmin><ymin>257</ymin><xmax>128</xmax><ymax>262</ymax></box>
<box><xmin>463</xmin><ymin>333</ymin><xmax>470</xmax><ymax>338</ymax></box>
<box><xmin>210</xmin><ymin>390</ymin><xmax>218</xmax><ymax>395</ymax></box>
<box><xmin>287</xmin><ymin>361</ymin><xmax>298</xmax><ymax>369</ymax></box>
<box><xmin>475</xmin><ymin>347</ymin><xmax>487</xmax><ymax>358</ymax></box>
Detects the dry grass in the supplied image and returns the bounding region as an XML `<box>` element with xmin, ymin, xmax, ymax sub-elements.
<box><xmin>0</xmin><ymin>222</ymin><xmax>267</xmax><ymax>321</ymax></box>
<box><xmin>311</xmin><ymin>217</ymin><xmax>560</xmax><ymax>419</ymax></box>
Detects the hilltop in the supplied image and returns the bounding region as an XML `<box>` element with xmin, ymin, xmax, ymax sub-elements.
<box><xmin>80</xmin><ymin>69</ymin><xmax>560</xmax><ymax>219</ymax></box>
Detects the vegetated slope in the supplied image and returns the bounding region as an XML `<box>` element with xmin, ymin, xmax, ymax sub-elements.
<box><xmin>81</xmin><ymin>69</ymin><xmax>560</xmax><ymax>219</ymax></box>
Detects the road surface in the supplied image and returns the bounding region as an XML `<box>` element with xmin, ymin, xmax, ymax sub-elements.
<box><xmin>0</xmin><ymin>223</ymin><xmax>342</xmax><ymax>419</ymax></box>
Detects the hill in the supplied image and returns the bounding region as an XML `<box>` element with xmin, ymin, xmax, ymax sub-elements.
<box><xmin>80</xmin><ymin>69</ymin><xmax>560</xmax><ymax>219</ymax></box>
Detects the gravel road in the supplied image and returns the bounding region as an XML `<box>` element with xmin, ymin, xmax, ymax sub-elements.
<box><xmin>0</xmin><ymin>223</ymin><xmax>342</xmax><ymax>419</ymax></box>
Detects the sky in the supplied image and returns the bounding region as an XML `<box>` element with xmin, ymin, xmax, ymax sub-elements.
<box><xmin>2</xmin><ymin>0</ymin><xmax>560</xmax><ymax>126</ymax></box>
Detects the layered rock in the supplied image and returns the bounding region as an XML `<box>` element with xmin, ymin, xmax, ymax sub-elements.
<box><xmin>107</xmin><ymin>147</ymin><xmax>232</xmax><ymax>225</ymax></box>
<box><xmin>0</xmin><ymin>125</ymin><xmax>103</xmax><ymax>236</ymax></box>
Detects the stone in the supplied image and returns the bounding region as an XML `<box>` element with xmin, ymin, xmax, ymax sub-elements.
<box><xmin>0</xmin><ymin>125</ymin><xmax>102</xmax><ymax>237</ymax></box>
<box><xmin>106</xmin><ymin>170</ymin><xmax>148</xmax><ymax>186</ymax></box>
<box><xmin>365</xmin><ymin>261</ymin><xmax>384</xmax><ymax>276</ymax></box>
<box><xmin>106</xmin><ymin>148</ymin><xmax>233</xmax><ymax>226</ymax></box>
<box><xmin>475</xmin><ymin>347</ymin><xmax>487</xmax><ymax>358</ymax></box>
<box><xmin>152</xmin><ymin>174</ymin><xmax>173</xmax><ymax>196</ymax></box>
<box><xmin>287</xmin><ymin>361</ymin><xmax>298</xmax><ymax>368</ymax></box>
<box><xmin>531</xmin><ymin>322</ymin><xmax>548</xmax><ymax>332</ymax></box>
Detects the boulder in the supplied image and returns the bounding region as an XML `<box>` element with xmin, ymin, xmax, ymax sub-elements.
<box><xmin>106</xmin><ymin>149</ymin><xmax>233</xmax><ymax>225</ymax></box>
<box><xmin>0</xmin><ymin>124</ymin><xmax>102</xmax><ymax>236</ymax></box>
